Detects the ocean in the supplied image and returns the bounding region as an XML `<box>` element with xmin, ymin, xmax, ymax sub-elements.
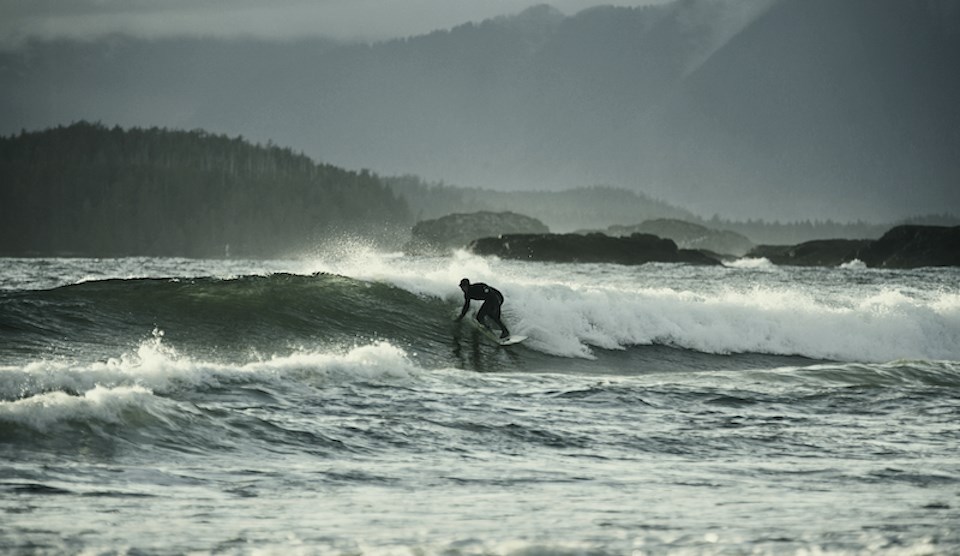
<box><xmin>1</xmin><ymin>249</ymin><xmax>958</xmax><ymax>555</ymax></box>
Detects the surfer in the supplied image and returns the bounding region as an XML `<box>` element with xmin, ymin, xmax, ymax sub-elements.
<box><xmin>456</xmin><ymin>278</ymin><xmax>511</xmax><ymax>339</ymax></box>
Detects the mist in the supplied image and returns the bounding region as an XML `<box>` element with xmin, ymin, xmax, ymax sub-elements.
<box><xmin>0</xmin><ymin>0</ymin><xmax>671</xmax><ymax>46</ymax></box>
<box><xmin>1</xmin><ymin>0</ymin><xmax>958</xmax><ymax>222</ymax></box>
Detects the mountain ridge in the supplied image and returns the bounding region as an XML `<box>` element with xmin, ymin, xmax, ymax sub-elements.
<box><xmin>1</xmin><ymin>0</ymin><xmax>957</xmax><ymax>221</ymax></box>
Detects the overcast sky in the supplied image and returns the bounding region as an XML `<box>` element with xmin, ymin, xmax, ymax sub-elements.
<box><xmin>0</xmin><ymin>0</ymin><xmax>671</xmax><ymax>47</ymax></box>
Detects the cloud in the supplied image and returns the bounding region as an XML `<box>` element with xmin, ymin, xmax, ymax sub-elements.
<box><xmin>0</xmin><ymin>0</ymin><xmax>670</xmax><ymax>47</ymax></box>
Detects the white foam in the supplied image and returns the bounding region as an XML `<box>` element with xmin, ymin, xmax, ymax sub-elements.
<box><xmin>251</xmin><ymin>341</ymin><xmax>422</xmax><ymax>385</ymax></box>
<box><xmin>0</xmin><ymin>385</ymin><xmax>158</xmax><ymax>431</ymax></box>
<box><xmin>308</xmin><ymin>251</ymin><xmax>959</xmax><ymax>362</ymax></box>
<box><xmin>1</xmin><ymin>331</ymin><xmax>426</xmax><ymax>403</ymax></box>
<box><xmin>518</xmin><ymin>282</ymin><xmax>960</xmax><ymax>362</ymax></box>
<box><xmin>840</xmin><ymin>258</ymin><xmax>867</xmax><ymax>269</ymax></box>
<box><xmin>724</xmin><ymin>257</ymin><xmax>778</xmax><ymax>270</ymax></box>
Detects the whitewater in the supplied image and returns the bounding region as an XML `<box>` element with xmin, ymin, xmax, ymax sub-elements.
<box><xmin>1</xmin><ymin>250</ymin><xmax>958</xmax><ymax>555</ymax></box>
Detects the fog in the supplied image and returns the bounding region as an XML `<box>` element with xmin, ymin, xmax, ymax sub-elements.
<box><xmin>0</xmin><ymin>0</ymin><xmax>670</xmax><ymax>46</ymax></box>
<box><xmin>1</xmin><ymin>0</ymin><xmax>958</xmax><ymax>223</ymax></box>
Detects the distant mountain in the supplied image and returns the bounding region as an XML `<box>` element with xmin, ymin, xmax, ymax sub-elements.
<box><xmin>1</xmin><ymin>0</ymin><xmax>957</xmax><ymax>221</ymax></box>
<box><xmin>649</xmin><ymin>0</ymin><xmax>960</xmax><ymax>220</ymax></box>
<box><xmin>384</xmin><ymin>178</ymin><xmax>696</xmax><ymax>233</ymax></box>
<box><xmin>608</xmin><ymin>219</ymin><xmax>754</xmax><ymax>257</ymax></box>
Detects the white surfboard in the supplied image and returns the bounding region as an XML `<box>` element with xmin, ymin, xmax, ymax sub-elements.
<box><xmin>498</xmin><ymin>335</ymin><xmax>527</xmax><ymax>346</ymax></box>
<box><xmin>467</xmin><ymin>318</ymin><xmax>525</xmax><ymax>346</ymax></box>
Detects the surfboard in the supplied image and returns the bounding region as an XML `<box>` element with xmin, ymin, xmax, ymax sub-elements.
<box><xmin>467</xmin><ymin>318</ymin><xmax>525</xmax><ymax>346</ymax></box>
<box><xmin>498</xmin><ymin>335</ymin><xmax>527</xmax><ymax>346</ymax></box>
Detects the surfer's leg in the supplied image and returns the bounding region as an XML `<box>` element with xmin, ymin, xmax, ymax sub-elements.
<box><xmin>476</xmin><ymin>302</ymin><xmax>493</xmax><ymax>330</ymax></box>
<box><xmin>492</xmin><ymin>317</ymin><xmax>510</xmax><ymax>338</ymax></box>
<box><xmin>487</xmin><ymin>301</ymin><xmax>510</xmax><ymax>338</ymax></box>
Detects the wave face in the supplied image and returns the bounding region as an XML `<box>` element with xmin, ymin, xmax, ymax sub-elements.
<box><xmin>3</xmin><ymin>253</ymin><xmax>959</xmax><ymax>367</ymax></box>
<box><xmin>0</xmin><ymin>272</ymin><xmax>452</xmax><ymax>363</ymax></box>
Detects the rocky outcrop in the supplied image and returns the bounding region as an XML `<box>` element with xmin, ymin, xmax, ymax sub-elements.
<box><xmin>469</xmin><ymin>233</ymin><xmax>722</xmax><ymax>266</ymax></box>
<box><xmin>860</xmin><ymin>225</ymin><xmax>960</xmax><ymax>268</ymax></box>
<box><xmin>608</xmin><ymin>219</ymin><xmax>754</xmax><ymax>257</ymax></box>
<box><xmin>745</xmin><ymin>226</ymin><xmax>960</xmax><ymax>268</ymax></box>
<box><xmin>746</xmin><ymin>239</ymin><xmax>873</xmax><ymax>267</ymax></box>
<box><xmin>407</xmin><ymin>211</ymin><xmax>549</xmax><ymax>253</ymax></box>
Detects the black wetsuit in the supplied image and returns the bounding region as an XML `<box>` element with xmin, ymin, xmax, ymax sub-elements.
<box><xmin>459</xmin><ymin>283</ymin><xmax>510</xmax><ymax>337</ymax></box>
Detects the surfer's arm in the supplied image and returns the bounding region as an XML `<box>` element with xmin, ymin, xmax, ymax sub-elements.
<box><xmin>456</xmin><ymin>297</ymin><xmax>470</xmax><ymax>320</ymax></box>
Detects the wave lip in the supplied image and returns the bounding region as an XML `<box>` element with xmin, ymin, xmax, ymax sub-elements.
<box><xmin>1</xmin><ymin>385</ymin><xmax>157</xmax><ymax>431</ymax></box>
<box><xmin>1</xmin><ymin>332</ymin><xmax>425</xmax><ymax>401</ymax></box>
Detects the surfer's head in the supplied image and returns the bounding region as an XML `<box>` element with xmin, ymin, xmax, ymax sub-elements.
<box><xmin>459</xmin><ymin>278</ymin><xmax>470</xmax><ymax>290</ymax></box>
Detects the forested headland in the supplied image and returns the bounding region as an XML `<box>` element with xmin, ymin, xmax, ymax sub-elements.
<box><xmin>0</xmin><ymin>122</ymin><xmax>411</xmax><ymax>257</ymax></box>
<box><xmin>4</xmin><ymin>122</ymin><xmax>954</xmax><ymax>259</ymax></box>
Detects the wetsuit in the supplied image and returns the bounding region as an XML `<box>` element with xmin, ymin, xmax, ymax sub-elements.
<box><xmin>459</xmin><ymin>283</ymin><xmax>510</xmax><ymax>338</ymax></box>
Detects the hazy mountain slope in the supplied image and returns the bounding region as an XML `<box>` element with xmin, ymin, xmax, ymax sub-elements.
<box><xmin>1</xmin><ymin>0</ymin><xmax>957</xmax><ymax>221</ymax></box>
<box><xmin>648</xmin><ymin>0</ymin><xmax>960</xmax><ymax>218</ymax></box>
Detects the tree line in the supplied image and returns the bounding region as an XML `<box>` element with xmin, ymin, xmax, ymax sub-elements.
<box><xmin>5</xmin><ymin>122</ymin><xmax>953</xmax><ymax>258</ymax></box>
<box><xmin>0</xmin><ymin>122</ymin><xmax>411</xmax><ymax>257</ymax></box>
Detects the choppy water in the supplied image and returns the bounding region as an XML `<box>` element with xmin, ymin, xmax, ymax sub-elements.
<box><xmin>2</xmin><ymin>250</ymin><xmax>958</xmax><ymax>555</ymax></box>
